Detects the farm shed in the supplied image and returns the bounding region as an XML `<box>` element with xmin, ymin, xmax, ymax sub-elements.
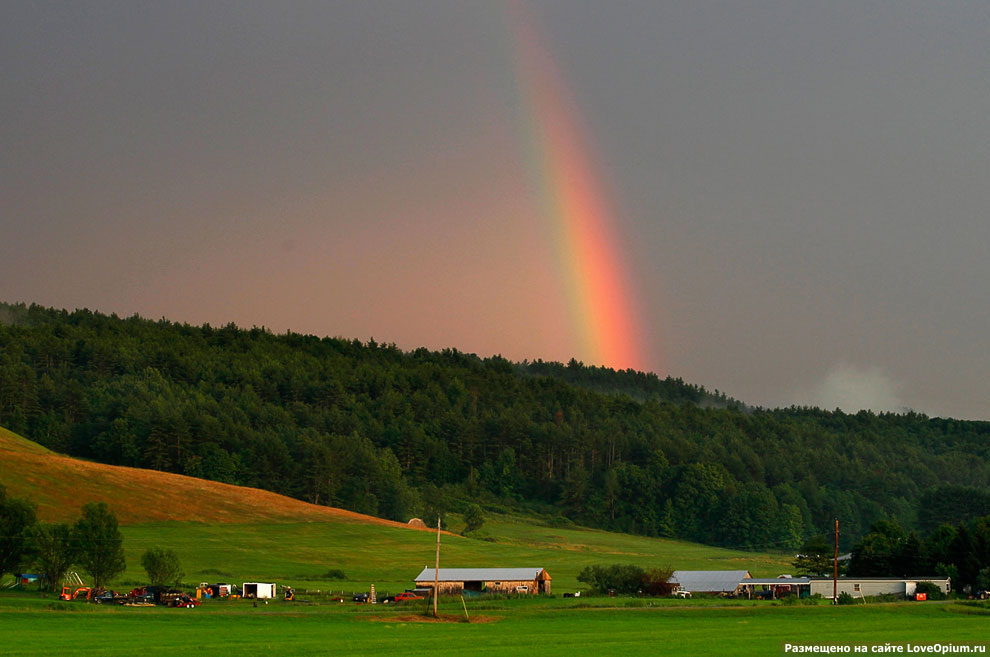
<box><xmin>414</xmin><ymin>568</ymin><xmax>551</xmax><ymax>595</ymax></box>
<box><xmin>670</xmin><ymin>570</ymin><xmax>752</xmax><ymax>595</ymax></box>
<box><xmin>808</xmin><ymin>577</ymin><xmax>950</xmax><ymax>600</ymax></box>
<box><xmin>242</xmin><ymin>582</ymin><xmax>275</xmax><ymax>599</ymax></box>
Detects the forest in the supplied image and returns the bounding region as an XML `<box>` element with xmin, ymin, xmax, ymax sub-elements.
<box><xmin>1</xmin><ymin>302</ymin><xmax>989</xmax><ymax>554</ymax></box>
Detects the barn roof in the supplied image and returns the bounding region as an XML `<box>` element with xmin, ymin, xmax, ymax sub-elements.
<box><xmin>415</xmin><ymin>568</ymin><xmax>549</xmax><ymax>582</ymax></box>
<box><xmin>670</xmin><ymin>570</ymin><xmax>751</xmax><ymax>593</ymax></box>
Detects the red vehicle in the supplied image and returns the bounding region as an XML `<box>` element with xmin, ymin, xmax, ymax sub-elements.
<box><xmin>394</xmin><ymin>592</ymin><xmax>424</xmax><ymax>602</ymax></box>
<box><xmin>168</xmin><ymin>594</ymin><xmax>200</xmax><ymax>608</ymax></box>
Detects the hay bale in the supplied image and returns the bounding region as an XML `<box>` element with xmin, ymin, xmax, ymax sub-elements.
<box><xmin>407</xmin><ymin>517</ymin><xmax>427</xmax><ymax>529</ymax></box>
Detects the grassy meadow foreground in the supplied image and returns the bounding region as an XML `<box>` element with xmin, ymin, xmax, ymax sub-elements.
<box><xmin>3</xmin><ymin>427</ymin><xmax>988</xmax><ymax>655</ymax></box>
<box><xmin>1</xmin><ymin>593</ymin><xmax>988</xmax><ymax>657</ymax></box>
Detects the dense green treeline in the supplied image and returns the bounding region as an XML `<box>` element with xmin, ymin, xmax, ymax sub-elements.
<box><xmin>1</xmin><ymin>302</ymin><xmax>989</xmax><ymax>551</ymax></box>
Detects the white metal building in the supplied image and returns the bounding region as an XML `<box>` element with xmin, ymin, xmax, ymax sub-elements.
<box><xmin>669</xmin><ymin>570</ymin><xmax>752</xmax><ymax>595</ymax></box>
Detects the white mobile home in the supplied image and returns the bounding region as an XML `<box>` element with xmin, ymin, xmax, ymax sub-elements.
<box><xmin>809</xmin><ymin>577</ymin><xmax>950</xmax><ymax>600</ymax></box>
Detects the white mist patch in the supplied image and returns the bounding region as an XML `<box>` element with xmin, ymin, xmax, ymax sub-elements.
<box><xmin>794</xmin><ymin>364</ymin><xmax>904</xmax><ymax>413</ymax></box>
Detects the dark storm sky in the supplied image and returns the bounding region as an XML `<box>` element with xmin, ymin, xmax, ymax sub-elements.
<box><xmin>2</xmin><ymin>1</ymin><xmax>989</xmax><ymax>419</ymax></box>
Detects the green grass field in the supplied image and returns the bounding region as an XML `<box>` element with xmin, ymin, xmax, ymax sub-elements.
<box><xmin>4</xmin><ymin>427</ymin><xmax>987</xmax><ymax>656</ymax></box>
<box><xmin>116</xmin><ymin>515</ymin><xmax>793</xmax><ymax>594</ymax></box>
<box><xmin>3</xmin><ymin>593</ymin><xmax>988</xmax><ymax>657</ymax></box>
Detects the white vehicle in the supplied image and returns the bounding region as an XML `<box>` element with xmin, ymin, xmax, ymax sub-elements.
<box><xmin>672</xmin><ymin>588</ymin><xmax>692</xmax><ymax>598</ymax></box>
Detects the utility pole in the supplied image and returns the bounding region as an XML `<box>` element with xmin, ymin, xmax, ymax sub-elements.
<box><xmin>833</xmin><ymin>518</ymin><xmax>839</xmax><ymax>605</ymax></box>
<box><xmin>433</xmin><ymin>516</ymin><xmax>441</xmax><ymax>617</ymax></box>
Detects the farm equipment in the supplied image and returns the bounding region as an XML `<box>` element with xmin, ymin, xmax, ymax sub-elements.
<box><xmin>283</xmin><ymin>586</ymin><xmax>295</xmax><ymax>601</ymax></box>
<box><xmin>91</xmin><ymin>588</ymin><xmax>125</xmax><ymax>604</ymax></box>
<box><xmin>60</xmin><ymin>586</ymin><xmax>92</xmax><ymax>601</ymax></box>
<box><xmin>127</xmin><ymin>586</ymin><xmax>184</xmax><ymax>605</ymax></box>
<box><xmin>127</xmin><ymin>587</ymin><xmax>154</xmax><ymax>604</ymax></box>
<box><xmin>166</xmin><ymin>593</ymin><xmax>200</xmax><ymax>608</ymax></box>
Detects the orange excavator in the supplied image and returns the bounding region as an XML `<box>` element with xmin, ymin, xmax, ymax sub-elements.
<box><xmin>59</xmin><ymin>586</ymin><xmax>92</xmax><ymax>601</ymax></box>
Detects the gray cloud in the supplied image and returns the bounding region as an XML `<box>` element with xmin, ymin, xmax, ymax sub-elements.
<box><xmin>792</xmin><ymin>364</ymin><xmax>906</xmax><ymax>414</ymax></box>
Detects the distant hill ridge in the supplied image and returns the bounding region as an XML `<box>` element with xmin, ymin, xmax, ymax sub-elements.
<box><xmin>1</xmin><ymin>301</ymin><xmax>989</xmax><ymax>550</ymax></box>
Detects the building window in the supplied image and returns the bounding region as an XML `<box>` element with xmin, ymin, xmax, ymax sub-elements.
<box><xmin>853</xmin><ymin>584</ymin><xmax>861</xmax><ymax>592</ymax></box>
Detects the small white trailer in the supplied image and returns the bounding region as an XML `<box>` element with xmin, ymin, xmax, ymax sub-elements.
<box><xmin>242</xmin><ymin>582</ymin><xmax>275</xmax><ymax>599</ymax></box>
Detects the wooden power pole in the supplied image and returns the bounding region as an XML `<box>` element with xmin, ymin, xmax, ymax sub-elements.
<box><xmin>833</xmin><ymin>518</ymin><xmax>839</xmax><ymax>605</ymax></box>
<box><xmin>433</xmin><ymin>516</ymin><xmax>441</xmax><ymax>617</ymax></box>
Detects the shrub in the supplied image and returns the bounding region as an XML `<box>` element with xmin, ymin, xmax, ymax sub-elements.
<box><xmin>914</xmin><ymin>581</ymin><xmax>946</xmax><ymax>601</ymax></box>
<box><xmin>640</xmin><ymin>567</ymin><xmax>675</xmax><ymax>596</ymax></box>
<box><xmin>837</xmin><ymin>591</ymin><xmax>856</xmax><ymax>605</ymax></box>
<box><xmin>543</xmin><ymin>514</ymin><xmax>575</xmax><ymax>528</ymax></box>
<box><xmin>578</xmin><ymin>564</ymin><xmax>645</xmax><ymax>595</ymax></box>
<box><xmin>463</xmin><ymin>504</ymin><xmax>484</xmax><ymax>533</ymax></box>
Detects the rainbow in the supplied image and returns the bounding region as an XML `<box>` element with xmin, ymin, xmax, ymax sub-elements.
<box><xmin>504</xmin><ymin>1</ymin><xmax>647</xmax><ymax>371</ymax></box>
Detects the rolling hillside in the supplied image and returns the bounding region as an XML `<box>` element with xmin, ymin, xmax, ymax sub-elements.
<box><xmin>0</xmin><ymin>425</ymin><xmax>420</xmax><ymax>528</ymax></box>
<box><xmin>0</xmin><ymin>426</ymin><xmax>793</xmax><ymax>590</ymax></box>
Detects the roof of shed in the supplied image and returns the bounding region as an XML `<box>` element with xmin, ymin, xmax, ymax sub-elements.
<box><xmin>415</xmin><ymin>568</ymin><xmax>549</xmax><ymax>582</ymax></box>
<box><xmin>742</xmin><ymin>578</ymin><xmax>812</xmax><ymax>585</ymax></box>
<box><xmin>670</xmin><ymin>570</ymin><xmax>751</xmax><ymax>592</ymax></box>
<box><xmin>807</xmin><ymin>576</ymin><xmax>948</xmax><ymax>582</ymax></box>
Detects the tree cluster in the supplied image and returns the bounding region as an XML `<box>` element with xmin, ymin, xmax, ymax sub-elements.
<box><xmin>577</xmin><ymin>563</ymin><xmax>675</xmax><ymax>595</ymax></box>
<box><xmin>0</xmin><ymin>486</ymin><xmax>126</xmax><ymax>591</ymax></box>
